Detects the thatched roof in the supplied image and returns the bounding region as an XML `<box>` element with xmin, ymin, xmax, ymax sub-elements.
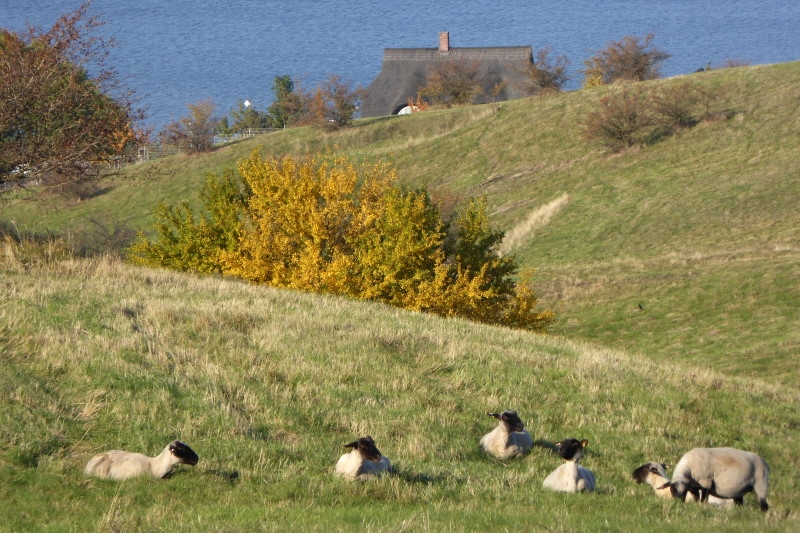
<box><xmin>361</xmin><ymin>44</ymin><xmax>534</xmax><ymax>117</ymax></box>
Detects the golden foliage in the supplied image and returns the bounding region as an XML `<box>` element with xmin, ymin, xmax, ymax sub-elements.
<box><xmin>219</xmin><ymin>151</ymin><xmax>397</xmax><ymax>292</ymax></box>
<box><xmin>109</xmin><ymin>122</ymin><xmax>135</xmax><ymax>153</ymax></box>
<box><xmin>131</xmin><ymin>151</ymin><xmax>554</xmax><ymax>332</ymax></box>
<box><xmin>407</xmin><ymin>95</ymin><xmax>429</xmax><ymax>113</ymax></box>
<box><xmin>581</xmin><ymin>58</ymin><xmax>606</xmax><ymax>88</ymax></box>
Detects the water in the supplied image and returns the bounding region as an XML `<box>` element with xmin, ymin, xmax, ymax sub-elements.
<box><xmin>2</xmin><ymin>0</ymin><xmax>799</xmax><ymax>128</ymax></box>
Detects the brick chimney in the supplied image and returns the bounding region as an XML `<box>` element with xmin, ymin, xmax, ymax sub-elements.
<box><xmin>438</xmin><ymin>31</ymin><xmax>450</xmax><ymax>53</ymax></box>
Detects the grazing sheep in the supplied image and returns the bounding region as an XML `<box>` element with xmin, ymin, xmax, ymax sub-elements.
<box><xmin>334</xmin><ymin>435</ymin><xmax>391</xmax><ymax>480</ymax></box>
<box><xmin>542</xmin><ymin>438</ymin><xmax>596</xmax><ymax>493</ymax></box>
<box><xmin>85</xmin><ymin>440</ymin><xmax>199</xmax><ymax>480</ymax></box>
<box><xmin>660</xmin><ymin>447</ymin><xmax>769</xmax><ymax>511</ymax></box>
<box><xmin>479</xmin><ymin>410</ymin><xmax>533</xmax><ymax>460</ymax></box>
<box><xmin>632</xmin><ymin>461</ymin><xmax>733</xmax><ymax>507</ymax></box>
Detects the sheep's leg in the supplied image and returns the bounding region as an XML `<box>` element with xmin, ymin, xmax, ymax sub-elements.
<box><xmin>688</xmin><ymin>486</ymin><xmax>705</xmax><ymax>502</ymax></box>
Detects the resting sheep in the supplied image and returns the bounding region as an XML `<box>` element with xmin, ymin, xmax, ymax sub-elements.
<box><xmin>85</xmin><ymin>440</ymin><xmax>199</xmax><ymax>480</ymax></box>
<box><xmin>631</xmin><ymin>461</ymin><xmax>733</xmax><ymax>507</ymax></box>
<box><xmin>479</xmin><ymin>410</ymin><xmax>533</xmax><ymax>460</ymax></box>
<box><xmin>334</xmin><ymin>435</ymin><xmax>391</xmax><ymax>480</ymax></box>
<box><xmin>542</xmin><ymin>438</ymin><xmax>596</xmax><ymax>493</ymax></box>
<box><xmin>660</xmin><ymin>447</ymin><xmax>769</xmax><ymax>511</ymax></box>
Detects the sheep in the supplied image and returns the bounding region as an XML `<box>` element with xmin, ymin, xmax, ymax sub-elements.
<box><xmin>542</xmin><ymin>438</ymin><xmax>596</xmax><ymax>493</ymax></box>
<box><xmin>479</xmin><ymin>410</ymin><xmax>533</xmax><ymax>460</ymax></box>
<box><xmin>85</xmin><ymin>440</ymin><xmax>199</xmax><ymax>480</ymax></box>
<box><xmin>659</xmin><ymin>447</ymin><xmax>769</xmax><ymax>511</ymax></box>
<box><xmin>631</xmin><ymin>461</ymin><xmax>733</xmax><ymax>507</ymax></box>
<box><xmin>334</xmin><ymin>435</ymin><xmax>391</xmax><ymax>480</ymax></box>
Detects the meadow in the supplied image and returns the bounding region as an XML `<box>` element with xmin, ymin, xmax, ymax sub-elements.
<box><xmin>1</xmin><ymin>61</ymin><xmax>799</xmax><ymax>531</ymax></box>
<box><xmin>2</xmin><ymin>254</ymin><xmax>798</xmax><ymax>531</ymax></box>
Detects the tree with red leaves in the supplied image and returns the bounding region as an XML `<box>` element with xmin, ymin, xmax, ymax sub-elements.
<box><xmin>0</xmin><ymin>2</ymin><xmax>143</xmax><ymax>199</ymax></box>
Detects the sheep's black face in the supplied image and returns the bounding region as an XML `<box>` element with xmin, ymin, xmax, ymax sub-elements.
<box><xmin>670</xmin><ymin>480</ymin><xmax>689</xmax><ymax>501</ymax></box>
<box><xmin>555</xmin><ymin>438</ymin><xmax>587</xmax><ymax>461</ymax></box>
<box><xmin>501</xmin><ymin>411</ymin><xmax>525</xmax><ymax>433</ymax></box>
<box><xmin>346</xmin><ymin>436</ymin><xmax>382</xmax><ymax>462</ymax></box>
<box><xmin>489</xmin><ymin>410</ymin><xmax>525</xmax><ymax>432</ymax></box>
<box><xmin>169</xmin><ymin>441</ymin><xmax>199</xmax><ymax>465</ymax></box>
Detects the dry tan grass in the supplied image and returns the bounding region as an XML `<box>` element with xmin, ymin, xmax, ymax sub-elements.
<box><xmin>499</xmin><ymin>192</ymin><xmax>569</xmax><ymax>255</ymax></box>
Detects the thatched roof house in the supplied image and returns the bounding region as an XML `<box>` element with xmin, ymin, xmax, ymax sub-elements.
<box><xmin>361</xmin><ymin>32</ymin><xmax>534</xmax><ymax>117</ymax></box>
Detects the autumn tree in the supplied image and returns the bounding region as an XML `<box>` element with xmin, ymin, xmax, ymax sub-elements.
<box><xmin>581</xmin><ymin>33</ymin><xmax>671</xmax><ymax>86</ymax></box>
<box><xmin>129</xmin><ymin>151</ymin><xmax>554</xmax><ymax>332</ymax></box>
<box><xmin>583</xmin><ymin>80</ymin><xmax>719</xmax><ymax>151</ymax></box>
<box><xmin>651</xmin><ymin>81</ymin><xmax>701</xmax><ymax>129</ymax></box>
<box><xmin>320</xmin><ymin>74</ymin><xmax>365</xmax><ymax>129</ymax></box>
<box><xmin>582</xmin><ymin>84</ymin><xmax>655</xmax><ymax>151</ymax></box>
<box><xmin>266</xmin><ymin>75</ymin><xmax>309</xmax><ymax>128</ymax></box>
<box><xmin>162</xmin><ymin>99</ymin><xmax>220</xmax><ymax>152</ymax></box>
<box><xmin>0</xmin><ymin>2</ymin><xmax>142</xmax><ymax>198</ymax></box>
<box><xmin>420</xmin><ymin>59</ymin><xmax>482</xmax><ymax>108</ymax></box>
<box><xmin>524</xmin><ymin>47</ymin><xmax>571</xmax><ymax>95</ymax></box>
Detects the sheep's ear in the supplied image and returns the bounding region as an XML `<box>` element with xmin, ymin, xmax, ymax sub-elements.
<box><xmin>657</xmin><ymin>482</ymin><xmax>671</xmax><ymax>490</ymax></box>
<box><xmin>580</xmin><ymin>439</ymin><xmax>589</xmax><ymax>448</ymax></box>
<box><xmin>487</xmin><ymin>412</ymin><xmax>500</xmax><ymax>419</ymax></box>
<box><xmin>344</xmin><ymin>441</ymin><xmax>358</xmax><ymax>449</ymax></box>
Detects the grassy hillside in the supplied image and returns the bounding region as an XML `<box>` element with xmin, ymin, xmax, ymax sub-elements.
<box><xmin>4</xmin><ymin>61</ymin><xmax>798</xmax><ymax>390</ymax></box>
<box><xmin>1</xmin><ymin>253</ymin><xmax>798</xmax><ymax>531</ymax></box>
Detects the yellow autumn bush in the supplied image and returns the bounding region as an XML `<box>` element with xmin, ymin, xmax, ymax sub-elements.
<box><xmin>129</xmin><ymin>150</ymin><xmax>554</xmax><ymax>332</ymax></box>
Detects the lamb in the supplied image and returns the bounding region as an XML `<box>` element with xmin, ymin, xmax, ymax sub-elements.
<box><xmin>85</xmin><ymin>440</ymin><xmax>199</xmax><ymax>480</ymax></box>
<box><xmin>631</xmin><ymin>461</ymin><xmax>733</xmax><ymax>507</ymax></box>
<box><xmin>479</xmin><ymin>410</ymin><xmax>533</xmax><ymax>460</ymax></box>
<box><xmin>632</xmin><ymin>461</ymin><xmax>682</xmax><ymax>499</ymax></box>
<box><xmin>334</xmin><ymin>435</ymin><xmax>391</xmax><ymax>480</ymax></box>
<box><xmin>542</xmin><ymin>438</ymin><xmax>596</xmax><ymax>493</ymax></box>
<box><xmin>659</xmin><ymin>447</ymin><xmax>769</xmax><ymax>511</ymax></box>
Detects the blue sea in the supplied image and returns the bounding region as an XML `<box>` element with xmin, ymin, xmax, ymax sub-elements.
<box><xmin>2</xmin><ymin>1</ymin><xmax>799</xmax><ymax>128</ymax></box>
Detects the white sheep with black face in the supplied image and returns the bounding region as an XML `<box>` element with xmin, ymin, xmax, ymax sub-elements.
<box><xmin>660</xmin><ymin>447</ymin><xmax>770</xmax><ymax>511</ymax></box>
<box><xmin>479</xmin><ymin>410</ymin><xmax>533</xmax><ymax>460</ymax></box>
<box><xmin>85</xmin><ymin>440</ymin><xmax>199</xmax><ymax>480</ymax></box>
<box><xmin>542</xmin><ymin>438</ymin><xmax>596</xmax><ymax>493</ymax></box>
<box><xmin>334</xmin><ymin>435</ymin><xmax>391</xmax><ymax>480</ymax></box>
<box><xmin>631</xmin><ymin>461</ymin><xmax>733</xmax><ymax>507</ymax></box>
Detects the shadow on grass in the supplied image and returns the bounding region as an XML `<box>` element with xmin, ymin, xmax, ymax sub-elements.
<box><xmin>201</xmin><ymin>468</ymin><xmax>241</xmax><ymax>484</ymax></box>
<box><xmin>391</xmin><ymin>462</ymin><xmax>449</xmax><ymax>485</ymax></box>
<box><xmin>534</xmin><ymin>439</ymin><xmax>558</xmax><ymax>453</ymax></box>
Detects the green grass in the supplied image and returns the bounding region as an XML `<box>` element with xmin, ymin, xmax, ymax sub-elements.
<box><xmin>1</xmin><ymin>61</ymin><xmax>799</xmax><ymax>530</ymax></box>
<box><xmin>1</xmin><ymin>254</ymin><xmax>798</xmax><ymax>531</ymax></box>
<box><xmin>3</xmin><ymin>62</ymin><xmax>798</xmax><ymax>388</ymax></box>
